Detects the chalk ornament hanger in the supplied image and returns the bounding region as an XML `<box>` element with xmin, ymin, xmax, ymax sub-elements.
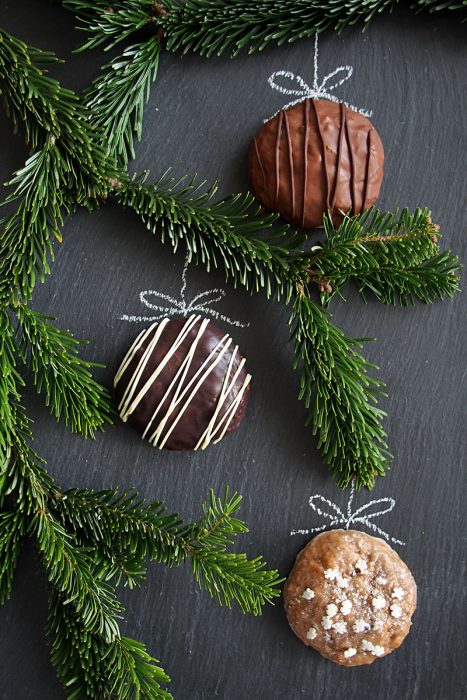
<box><xmin>119</xmin><ymin>254</ymin><xmax>249</xmax><ymax>329</ymax></box>
<box><xmin>291</xmin><ymin>482</ymin><xmax>405</xmax><ymax>547</ymax></box>
<box><xmin>266</xmin><ymin>32</ymin><xmax>372</xmax><ymax>121</ymax></box>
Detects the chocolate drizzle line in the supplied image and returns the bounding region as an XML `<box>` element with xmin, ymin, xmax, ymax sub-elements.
<box><xmin>283</xmin><ymin>110</ymin><xmax>296</xmax><ymax>221</ymax></box>
<box><xmin>345</xmin><ymin>116</ymin><xmax>356</xmax><ymax>214</ymax></box>
<box><xmin>311</xmin><ymin>100</ymin><xmax>330</xmax><ymax>210</ymax></box>
<box><xmin>253</xmin><ymin>137</ymin><xmax>266</xmax><ymax>190</ymax></box>
<box><xmin>274</xmin><ymin>111</ymin><xmax>284</xmax><ymax>208</ymax></box>
<box><xmin>302</xmin><ymin>99</ymin><xmax>311</xmax><ymax>228</ymax></box>
<box><xmin>330</xmin><ymin>102</ymin><xmax>346</xmax><ymax>212</ymax></box>
<box><xmin>114</xmin><ymin>316</ymin><xmax>251</xmax><ymax>451</ymax></box>
<box><xmin>362</xmin><ymin>129</ymin><xmax>373</xmax><ymax>211</ymax></box>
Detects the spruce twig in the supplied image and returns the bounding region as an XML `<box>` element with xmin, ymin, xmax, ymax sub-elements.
<box><xmin>48</xmin><ymin>592</ymin><xmax>173</xmax><ymax>700</ymax></box>
<box><xmin>15</xmin><ymin>305</ymin><xmax>113</xmax><ymax>437</ymax></box>
<box><xmin>308</xmin><ymin>208</ymin><xmax>461</xmax><ymax>305</ymax></box>
<box><xmin>64</xmin><ymin>0</ymin><xmax>467</xmax><ymax>61</ymax></box>
<box><xmin>51</xmin><ymin>487</ymin><xmax>284</xmax><ymax>613</ymax></box>
<box><xmin>113</xmin><ymin>171</ymin><xmax>307</xmax><ymax>300</ymax></box>
<box><xmin>290</xmin><ymin>290</ymin><xmax>390</xmax><ymax>489</ymax></box>
<box><xmin>0</xmin><ymin>511</ymin><xmax>26</xmax><ymax>605</ymax></box>
<box><xmin>83</xmin><ymin>37</ymin><xmax>161</xmax><ymax>166</ymax></box>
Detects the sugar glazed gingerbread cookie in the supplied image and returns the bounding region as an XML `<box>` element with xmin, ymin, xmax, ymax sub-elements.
<box><xmin>284</xmin><ymin>530</ymin><xmax>416</xmax><ymax>666</ymax></box>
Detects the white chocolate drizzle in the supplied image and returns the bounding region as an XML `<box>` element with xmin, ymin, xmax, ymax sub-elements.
<box><xmin>114</xmin><ymin>315</ymin><xmax>251</xmax><ymax>449</ymax></box>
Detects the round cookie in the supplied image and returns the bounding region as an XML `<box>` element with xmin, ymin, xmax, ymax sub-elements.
<box><xmin>249</xmin><ymin>98</ymin><xmax>384</xmax><ymax>228</ymax></box>
<box><xmin>284</xmin><ymin>529</ymin><xmax>416</xmax><ymax>666</ymax></box>
<box><xmin>114</xmin><ymin>315</ymin><xmax>251</xmax><ymax>450</ymax></box>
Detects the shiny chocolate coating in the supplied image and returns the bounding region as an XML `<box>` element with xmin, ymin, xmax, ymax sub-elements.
<box><xmin>114</xmin><ymin>316</ymin><xmax>250</xmax><ymax>451</ymax></box>
<box><xmin>249</xmin><ymin>99</ymin><xmax>384</xmax><ymax>228</ymax></box>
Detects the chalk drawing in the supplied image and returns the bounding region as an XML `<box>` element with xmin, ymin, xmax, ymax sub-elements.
<box><xmin>120</xmin><ymin>254</ymin><xmax>249</xmax><ymax>328</ymax></box>
<box><xmin>290</xmin><ymin>482</ymin><xmax>405</xmax><ymax>546</ymax></box>
<box><xmin>266</xmin><ymin>32</ymin><xmax>372</xmax><ymax>121</ymax></box>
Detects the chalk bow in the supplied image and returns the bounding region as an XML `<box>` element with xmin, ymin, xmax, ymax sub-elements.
<box><xmin>290</xmin><ymin>482</ymin><xmax>405</xmax><ymax>546</ymax></box>
<box><xmin>119</xmin><ymin>255</ymin><xmax>248</xmax><ymax>328</ymax></box>
<box><xmin>266</xmin><ymin>33</ymin><xmax>372</xmax><ymax>121</ymax></box>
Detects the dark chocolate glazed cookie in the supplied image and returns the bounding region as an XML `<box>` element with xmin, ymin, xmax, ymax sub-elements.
<box><xmin>114</xmin><ymin>315</ymin><xmax>251</xmax><ymax>450</ymax></box>
<box><xmin>249</xmin><ymin>99</ymin><xmax>384</xmax><ymax>228</ymax></box>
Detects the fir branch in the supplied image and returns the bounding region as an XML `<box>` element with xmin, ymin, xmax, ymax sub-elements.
<box><xmin>0</xmin><ymin>28</ymin><xmax>65</xmax><ymax>148</ymax></box>
<box><xmin>0</xmin><ymin>146</ymin><xmax>65</xmax><ymax>303</ymax></box>
<box><xmin>290</xmin><ymin>290</ymin><xmax>390</xmax><ymax>489</ymax></box>
<box><xmin>48</xmin><ymin>592</ymin><xmax>173</xmax><ymax>700</ymax></box>
<box><xmin>0</xmin><ymin>511</ymin><xmax>26</xmax><ymax>605</ymax></box>
<box><xmin>51</xmin><ymin>487</ymin><xmax>185</xmax><ymax>588</ymax></box>
<box><xmin>32</xmin><ymin>505</ymin><xmax>123</xmax><ymax>641</ymax></box>
<box><xmin>182</xmin><ymin>489</ymin><xmax>283</xmax><ymax>615</ymax></box>
<box><xmin>51</xmin><ymin>487</ymin><xmax>283</xmax><ymax>614</ymax></box>
<box><xmin>413</xmin><ymin>0</ymin><xmax>467</xmax><ymax>14</ymax></box>
<box><xmin>63</xmin><ymin>0</ymin><xmax>467</xmax><ymax>62</ymax></box>
<box><xmin>0</xmin><ymin>27</ymin><xmax>112</xmax><ymax>196</ymax></box>
<box><xmin>83</xmin><ymin>37</ymin><xmax>161</xmax><ymax>166</ymax></box>
<box><xmin>309</xmin><ymin>208</ymin><xmax>461</xmax><ymax>305</ymax></box>
<box><xmin>64</xmin><ymin>0</ymin><xmax>395</xmax><ymax>57</ymax></box>
<box><xmin>63</xmin><ymin>0</ymin><xmax>158</xmax><ymax>52</ymax></box>
<box><xmin>0</xmin><ymin>28</ymin><xmax>117</xmax><ymax>304</ymax></box>
<box><xmin>188</xmin><ymin>546</ymin><xmax>281</xmax><ymax>614</ymax></box>
<box><xmin>15</xmin><ymin>305</ymin><xmax>113</xmax><ymax>437</ymax></box>
<box><xmin>113</xmin><ymin>172</ymin><xmax>306</xmax><ymax>300</ymax></box>
<box><xmin>0</xmin><ymin>311</ymin><xmax>25</xmax><ymax>465</ymax></box>
<box><xmin>158</xmin><ymin>0</ymin><xmax>396</xmax><ymax>57</ymax></box>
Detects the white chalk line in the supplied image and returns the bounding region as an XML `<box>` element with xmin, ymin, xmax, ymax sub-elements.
<box><xmin>290</xmin><ymin>482</ymin><xmax>405</xmax><ymax>546</ymax></box>
<box><xmin>119</xmin><ymin>254</ymin><xmax>249</xmax><ymax>328</ymax></box>
<box><xmin>265</xmin><ymin>32</ymin><xmax>373</xmax><ymax>121</ymax></box>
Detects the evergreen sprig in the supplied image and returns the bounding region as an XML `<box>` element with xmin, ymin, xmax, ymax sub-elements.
<box><xmin>0</xmin><ymin>27</ymin><xmax>116</xmax><ymax>304</ymax></box>
<box><xmin>52</xmin><ymin>487</ymin><xmax>283</xmax><ymax>614</ymax></box>
<box><xmin>83</xmin><ymin>37</ymin><xmax>161</xmax><ymax>166</ymax></box>
<box><xmin>290</xmin><ymin>291</ymin><xmax>389</xmax><ymax>489</ymax></box>
<box><xmin>63</xmin><ymin>0</ymin><xmax>157</xmax><ymax>52</ymax></box>
<box><xmin>0</xmin><ymin>511</ymin><xmax>26</xmax><ymax>605</ymax></box>
<box><xmin>309</xmin><ymin>208</ymin><xmax>461</xmax><ymax>305</ymax></box>
<box><xmin>48</xmin><ymin>592</ymin><xmax>173</xmax><ymax>700</ymax></box>
<box><xmin>114</xmin><ymin>172</ymin><xmax>306</xmax><ymax>300</ymax></box>
<box><xmin>15</xmin><ymin>305</ymin><xmax>113</xmax><ymax>437</ymax></box>
<box><xmin>64</xmin><ymin>0</ymin><xmax>467</xmax><ymax>61</ymax></box>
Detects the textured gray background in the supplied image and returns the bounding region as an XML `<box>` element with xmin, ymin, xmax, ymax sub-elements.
<box><xmin>0</xmin><ymin>1</ymin><xmax>466</xmax><ymax>699</ymax></box>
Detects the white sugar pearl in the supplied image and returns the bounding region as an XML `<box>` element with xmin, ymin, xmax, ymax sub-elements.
<box><xmin>392</xmin><ymin>586</ymin><xmax>405</xmax><ymax>600</ymax></box>
<box><xmin>333</xmin><ymin>621</ymin><xmax>347</xmax><ymax>634</ymax></box>
<box><xmin>326</xmin><ymin>603</ymin><xmax>338</xmax><ymax>618</ymax></box>
<box><xmin>302</xmin><ymin>588</ymin><xmax>315</xmax><ymax>600</ymax></box>
<box><xmin>353</xmin><ymin>619</ymin><xmax>370</xmax><ymax>633</ymax></box>
<box><xmin>376</xmin><ymin>576</ymin><xmax>388</xmax><ymax>585</ymax></box>
<box><xmin>373</xmin><ymin>645</ymin><xmax>385</xmax><ymax>657</ymax></box>
<box><xmin>362</xmin><ymin>639</ymin><xmax>385</xmax><ymax>656</ymax></box>
<box><xmin>372</xmin><ymin>595</ymin><xmax>386</xmax><ymax>610</ymax></box>
<box><xmin>355</xmin><ymin>558</ymin><xmax>368</xmax><ymax>573</ymax></box>
<box><xmin>343</xmin><ymin>648</ymin><xmax>357</xmax><ymax>658</ymax></box>
<box><xmin>340</xmin><ymin>600</ymin><xmax>352</xmax><ymax>615</ymax></box>
<box><xmin>324</xmin><ymin>568</ymin><xmax>340</xmax><ymax>581</ymax></box>
<box><xmin>361</xmin><ymin>640</ymin><xmax>374</xmax><ymax>652</ymax></box>
<box><xmin>321</xmin><ymin>616</ymin><xmax>333</xmax><ymax>630</ymax></box>
<box><xmin>337</xmin><ymin>576</ymin><xmax>350</xmax><ymax>588</ymax></box>
<box><xmin>390</xmin><ymin>603</ymin><xmax>402</xmax><ymax>619</ymax></box>
<box><xmin>306</xmin><ymin>627</ymin><xmax>317</xmax><ymax>640</ymax></box>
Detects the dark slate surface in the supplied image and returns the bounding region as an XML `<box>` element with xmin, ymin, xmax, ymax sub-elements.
<box><xmin>0</xmin><ymin>2</ymin><xmax>466</xmax><ymax>699</ymax></box>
